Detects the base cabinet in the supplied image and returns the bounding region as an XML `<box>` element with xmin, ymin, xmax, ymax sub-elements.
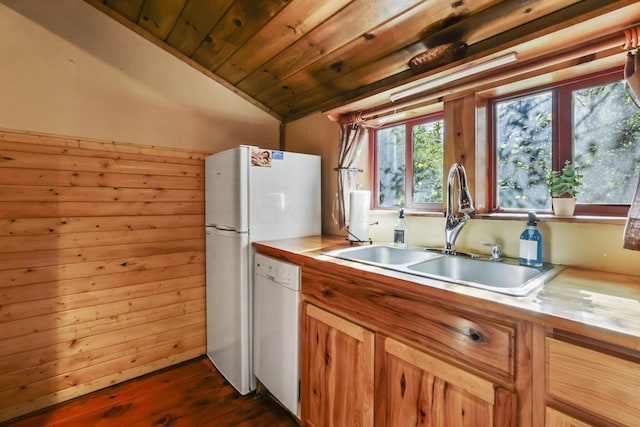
<box><xmin>301</xmin><ymin>302</ymin><xmax>517</xmax><ymax>427</ymax></box>
<box><xmin>382</xmin><ymin>337</ymin><xmax>516</xmax><ymax>427</ymax></box>
<box><xmin>542</xmin><ymin>336</ymin><xmax>640</xmax><ymax>427</ymax></box>
<box><xmin>257</xmin><ymin>247</ymin><xmax>640</xmax><ymax>427</ymax></box>
<box><xmin>301</xmin><ymin>303</ymin><xmax>375</xmax><ymax>427</ymax></box>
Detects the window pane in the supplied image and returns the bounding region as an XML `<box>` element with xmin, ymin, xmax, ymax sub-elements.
<box><xmin>412</xmin><ymin>120</ymin><xmax>444</xmax><ymax>203</ymax></box>
<box><xmin>376</xmin><ymin>124</ymin><xmax>406</xmax><ymax>206</ymax></box>
<box><xmin>495</xmin><ymin>91</ymin><xmax>553</xmax><ymax>209</ymax></box>
<box><xmin>572</xmin><ymin>81</ymin><xmax>640</xmax><ymax>204</ymax></box>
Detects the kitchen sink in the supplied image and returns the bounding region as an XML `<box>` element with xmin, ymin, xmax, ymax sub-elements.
<box><xmin>322</xmin><ymin>244</ymin><xmax>441</xmax><ymax>266</ymax></box>
<box><xmin>322</xmin><ymin>244</ymin><xmax>564</xmax><ymax>296</ymax></box>
<box><xmin>406</xmin><ymin>256</ymin><xmax>563</xmax><ymax>296</ymax></box>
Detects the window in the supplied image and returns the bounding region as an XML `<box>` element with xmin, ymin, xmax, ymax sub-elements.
<box><xmin>491</xmin><ymin>68</ymin><xmax>640</xmax><ymax>216</ymax></box>
<box><xmin>372</xmin><ymin>114</ymin><xmax>444</xmax><ymax>210</ymax></box>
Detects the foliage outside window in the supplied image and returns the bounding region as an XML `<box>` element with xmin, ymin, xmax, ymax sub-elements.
<box><xmin>372</xmin><ymin>114</ymin><xmax>444</xmax><ymax>210</ymax></box>
<box><xmin>492</xmin><ymin>69</ymin><xmax>640</xmax><ymax>216</ymax></box>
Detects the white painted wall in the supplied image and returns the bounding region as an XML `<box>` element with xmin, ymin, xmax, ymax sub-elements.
<box><xmin>0</xmin><ymin>0</ymin><xmax>279</xmax><ymax>152</ymax></box>
<box><xmin>286</xmin><ymin>113</ymin><xmax>370</xmax><ymax>237</ymax></box>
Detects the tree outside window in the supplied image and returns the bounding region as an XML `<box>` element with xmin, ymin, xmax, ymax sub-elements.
<box><xmin>495</xmin><ymin>91</ymin><xmax>552</xmax><ymax>210</ymax></box>
<box><xmin>572</xmin><ymin>80</ymin><xmax>640</xmax><ymax>205</ymax></box>
<box><xmin>373</xmin><ymin>115</ymin><xmax>444</xmax><ymax>210</ymax></box>
<box><xmin>492</xmin><ymin>69</ymin><xmax>640</xmax><ymax>216</ymax></box>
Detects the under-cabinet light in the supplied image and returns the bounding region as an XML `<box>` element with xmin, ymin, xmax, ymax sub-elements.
<box><xmin>389</xmin><ymin>52</ymin><xmax>518</xmax><ymax>102</ymax></box>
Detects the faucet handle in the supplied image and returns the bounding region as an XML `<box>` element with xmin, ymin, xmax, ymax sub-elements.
<box><xmin>480</xmin><ymin>241</ymin><xmax>502</xmax><ymax>261</ymax></box>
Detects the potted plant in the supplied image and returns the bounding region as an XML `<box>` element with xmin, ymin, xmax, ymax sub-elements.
<box><xmin>546</xmin><ymin>160</ymin><xmax>582</xmax><ymax>216</ymax></box>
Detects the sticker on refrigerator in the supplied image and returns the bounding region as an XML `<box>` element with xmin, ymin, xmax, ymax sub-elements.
<box><xmin>270</xmin><ymin>150</ymin><xmax>284</xmax><ymax>161</ymax></box>
<box><xmin>251</xmin><ymin>148</ymin><xmax>272</xmax><ymax>167</ymax></box>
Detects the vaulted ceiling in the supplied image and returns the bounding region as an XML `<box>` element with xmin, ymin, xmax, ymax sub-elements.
<box><xmin>86</xmin><ymin>0</ymin><xmax>637</xmax><ymax>122</ymax></box>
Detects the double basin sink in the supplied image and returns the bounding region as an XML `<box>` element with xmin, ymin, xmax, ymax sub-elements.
<box><xmin>322</xmin><ymin>244</ymin><xmax>564</xmax><ymax>296</ymax></box>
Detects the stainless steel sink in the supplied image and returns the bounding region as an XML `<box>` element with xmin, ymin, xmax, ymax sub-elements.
<box><xmin>322</xmin><ymin>244</ymin><xmax>441</xmax><ymax>266</ymax></box>
<box><xmin>322</xmin><ymin>244</ymin><xmax>564</xmax><ymax>296</ymax></box>
<box><xmin>406</xmin><ymin>256</ymin><xmax>563</xmax><ymax>296</ymax></box>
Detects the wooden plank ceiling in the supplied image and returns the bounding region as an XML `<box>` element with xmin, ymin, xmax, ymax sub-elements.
<box><xmin>86</xmin><ymin>0</ymin><xmax>634</xmax><ymax>122</ymax></box>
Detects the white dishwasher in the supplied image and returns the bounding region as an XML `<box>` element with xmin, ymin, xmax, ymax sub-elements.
<box><xmin>253</xmin><ymin>253</ymin><xmax>301</xmax><ymax>418</ymax></box>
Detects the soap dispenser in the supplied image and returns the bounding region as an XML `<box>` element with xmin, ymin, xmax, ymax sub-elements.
<box><xmin>393</xmin><ymin>209</ymin><xmax>408</xmax><ymax>248</ymax></box>
<box><xmin>519</xmin><ymin>211</ymin><xmax>543</xmax><ymax>267</ymax></box>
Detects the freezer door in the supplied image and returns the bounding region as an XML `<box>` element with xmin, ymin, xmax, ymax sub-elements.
<box><xmin>205</xmin><ymin>226</ymin><xmax>253</xmax><ymax>394</ymax></box>
<box><xmin>205</xmin><ymin>147</ymin><xmax>249</xmax><ymax>231</ymax></box>
<box><xmin>249</xmin><ymin>151</ymin><xmax>321</xmax><ymax>241</ymax></box>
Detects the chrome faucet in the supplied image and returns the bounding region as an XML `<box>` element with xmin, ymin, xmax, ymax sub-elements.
<box><xmin>444</xmin><ymin>163</ymin><xmax>474</xmax><ymax>254</ymax></box>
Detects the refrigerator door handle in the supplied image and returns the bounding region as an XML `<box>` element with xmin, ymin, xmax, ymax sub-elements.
<box><xmin>215</xmin><ymin>225</ymin><xmax>238</xmax><ymax>232</ymax></box>
<box><xmin>207</xmin><ymin>224</ymin><xmax>239</xmax><ymax>233</ymax></box>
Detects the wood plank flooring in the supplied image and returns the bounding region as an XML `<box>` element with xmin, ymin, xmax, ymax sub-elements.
<box><xmin>3</xmin><ymin>356</ymin><xmax>299</xmax><ymax>426</ymax></box>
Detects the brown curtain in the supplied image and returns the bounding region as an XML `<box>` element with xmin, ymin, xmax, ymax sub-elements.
<box><xmin>335</xmin><ymin>122</ymin><xmax>367</xmax><ymax>229</ymax></box>
<box><xmin>624</xmin><ymin>51</ymin><xmax>640</xmax><ymax>250</ymax></box>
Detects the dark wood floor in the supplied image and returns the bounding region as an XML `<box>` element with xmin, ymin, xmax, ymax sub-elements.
<box><xmin>4</xmin><ymin>357</ymin><xmax>299</xmax><ymax>426</ymax></box>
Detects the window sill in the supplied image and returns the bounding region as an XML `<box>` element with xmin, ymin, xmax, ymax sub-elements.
<box><xmin>370</xmin><ymin>209</ymin><xmax>444</xmax><ymax>218</ymax></box>
<box><xmin>472</xmin><ymin>212</ymin><xmax>626</xmax><ymax>225</ymax></box>
<box><xmin>371</xmin><ymin>210</ymin><xmax>627</xmax><ymax>225</ymax></box>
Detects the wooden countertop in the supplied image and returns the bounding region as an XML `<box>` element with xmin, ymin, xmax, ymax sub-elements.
<box><xmin>254</xmin><ymin>236</ymin><xmax>640</xmax><ymax>351</ymax></box>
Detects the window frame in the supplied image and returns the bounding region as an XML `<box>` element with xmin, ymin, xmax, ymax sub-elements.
<box><xmin>488</xmin><ymin>66</ymin><xmax>632</xmax><ymax>217</ymax></box>
<box><xmin>369</xmin><ymin>112</ymin><xmax>445</xmax><ymax>211</ymax></box>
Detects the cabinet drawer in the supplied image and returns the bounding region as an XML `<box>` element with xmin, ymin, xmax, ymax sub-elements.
<box><xmin>302</xmin><ymin>267</ymin><xmax>515</xmax><ymax>381</ymax></box>
<box><xmin>546</xmin><ymin>338</ymin><xmax>640</xmax><ymax>426</ymax></box>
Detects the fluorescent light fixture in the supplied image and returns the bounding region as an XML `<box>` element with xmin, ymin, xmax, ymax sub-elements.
<box><xmin>390</xmin><ymin>52</ymin><xmax>518</xmax><ymax>102</ymax></box>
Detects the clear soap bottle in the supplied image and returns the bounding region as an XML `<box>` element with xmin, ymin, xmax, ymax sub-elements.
<box><xmin>394</xmin><ymin>209</ymin><xmax>408</xmax><ymax>248</ymax></box>
<box><xmin>519</xmin><ymin>211</ymin><xmax>543</xmax><ymax>267</ymax></box>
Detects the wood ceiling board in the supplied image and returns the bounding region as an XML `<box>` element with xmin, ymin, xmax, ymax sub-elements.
<box><xmin>215</xmin><ymin>0</ymin><xmax>353</xmax><ymax>85</ymax></box>
<box><xmin>138</xmin><ymin>0</ymin><xmax>187</xmax><ymax>40</ymax></box>
<box><xmin>270</xmin><ymin>44</ymin><xmax>426</xmax><ymax>119</ymax></box>
<box><xmin>191</xmin><ymin>0</ymin><xmax>291</xmax><ymax>72</ymax></box>
<box><xmin>84</xmin><ymin>0</ymin><xmax>284</xmax><ymax>120</ymax></box>
<box><xmin>262</xmin><ymin>41</ymin><xmax>425</xmax><ymax>116</ymax></box>
<box><xmin>235</xmin><ymin>0</ymin><xmax>428</xmax><ymax>96</ymax></box>
<box><xmin>254</xmin><ymin>0</ymin><xmax>497</xmax><ymax>110</ymax></box>
<box><xmin>420</xmin><ymin>0</ymin><xmax>582</xmax><ymax>49</ymax></box>
<box><xmin>324</xmin><ymin>1</ymin><xmax>640</xmax><ymax>120</ymax></box>
<box><xmin>165</xmin><ymin>0</ymin><xmax>234</xmax><ymax>57</ymax></box>
<box><xmin>105</xmin><ymin>0</ymin><xmax>144</xmax><ymax>22</ymax></box>
<box><xmin>85</xmin><ymin>0</ymin><xmax>637</xmax><ymax>122</ymax></box>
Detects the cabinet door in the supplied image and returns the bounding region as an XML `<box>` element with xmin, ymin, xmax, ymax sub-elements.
<box><xmin>301</xmin><ymin>303</ymin><xmax>374</xmax><ymax>427</ymax></box>
<box><xmin>546</xmin><ymin>337</ymin><xmax>640</xmax><ymax>426</ymax></box>
<box><xmin>383</xmin><ymin>337</ymin><xmax>516</xmax><ymax>427</ymax></box>
<box><xmin>545</xmin><ymin>407</ymin><xmax>594</xmax><ymax>427</ymax></box>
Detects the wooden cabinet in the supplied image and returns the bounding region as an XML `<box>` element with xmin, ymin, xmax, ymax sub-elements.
<box><xmin>381</xmin><ymin>336</ymin><xmax>516</xmax><ymax>427</ymax></box>
<box><xmin>541</xmin><ymin>336</ymin><xmax>640</xmax><ymax>427</ymax></box>
<box><xmin>300</xmin><ymin>300</ymin><xmax>518</xmax><ymax>426</ymax></box>
<box><xmin>301</xmin><ymin>303</ymin><xmax>375</xmax><ymax>427</ymax></box>
<box><xmin>256</xmin><ymin>243</ymin><xmax>640</xmax><ymax>427</ymax></box>
<box><xmin>301</xmin><ymin>265</ymin><xmax>517</xmax><ymax>383</ymax></box>
<box><xmin>545</xmin><ymin>407</ymin><xmax>595</xmax><ymax>427</ymax></box>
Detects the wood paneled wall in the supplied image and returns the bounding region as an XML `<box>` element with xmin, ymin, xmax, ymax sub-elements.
<box><xmin>0</xmin><ymin>129</ymin><xmax>207</xmax><ymax>422</ymax></box>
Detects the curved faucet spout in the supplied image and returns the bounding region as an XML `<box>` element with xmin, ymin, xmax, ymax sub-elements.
<box><xmin>444</xmin><ymin>163</ymin><xmax>474</xmax><ymax>254</ymax></box>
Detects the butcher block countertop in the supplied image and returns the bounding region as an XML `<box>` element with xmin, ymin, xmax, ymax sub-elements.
<box><xmin>254</xmin><ymin>236</ymin><xmax>640</xmax><ymax>351</ymax></box>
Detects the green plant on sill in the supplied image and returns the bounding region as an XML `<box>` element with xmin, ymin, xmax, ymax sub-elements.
<box><xmin>546</xmin><ymin>160</ymin><xmax>583</xmax><ymax>198</ymax></box>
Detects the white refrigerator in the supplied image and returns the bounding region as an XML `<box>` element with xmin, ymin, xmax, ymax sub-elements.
<box><xmin>204</xmin><ymin>145</ymin><xmax>321</xmax><ymax>395</ymax></box>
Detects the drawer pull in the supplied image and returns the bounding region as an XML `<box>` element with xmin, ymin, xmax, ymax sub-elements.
<box><xmin>469</xmin><ymin>328</ymin><xmax>484</xmax><ymax>342</ymax></box>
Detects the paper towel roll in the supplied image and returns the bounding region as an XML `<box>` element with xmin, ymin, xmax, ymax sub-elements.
<box><xmin>348</xmin><ymin>190</ymin><xmax>370</xmax><ymax>242</ymax></box>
